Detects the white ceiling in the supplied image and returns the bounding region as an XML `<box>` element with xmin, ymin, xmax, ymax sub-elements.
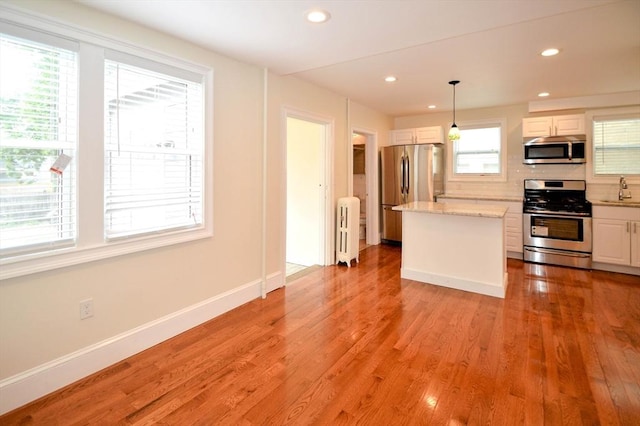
<box><xmin>77</xmin><ymin>0</ymin><xmax>640</xmax><ymax>116</ymax></box>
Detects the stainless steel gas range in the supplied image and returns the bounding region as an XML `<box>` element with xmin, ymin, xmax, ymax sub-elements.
<box><xmin>523</xmin><ymin>179</ymin><xmax>592</xmax><ymax>269</ymax></box>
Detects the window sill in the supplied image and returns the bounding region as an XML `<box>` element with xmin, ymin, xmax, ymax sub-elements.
<box><xmin>0</xmin><ymin>226</ymin><xmax>212</xmax><ymax>280</ymax></box>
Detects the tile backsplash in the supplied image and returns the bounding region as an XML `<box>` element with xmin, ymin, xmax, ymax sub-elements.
<box><xmin>444</xmin><ymin>155</ymin><xmax>638</xmax><ymax>202</ymax></box>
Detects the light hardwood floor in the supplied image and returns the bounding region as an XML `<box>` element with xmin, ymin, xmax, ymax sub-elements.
<box><xmin>2</xmin><ymin>244</ymin><xmax>639</xmax><ymax>425</ymax></box>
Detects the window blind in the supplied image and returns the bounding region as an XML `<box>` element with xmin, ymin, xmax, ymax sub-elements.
<box><xmin>593</xmin><ymin>117</ymin><xmax>640</xmax><ymax>175</ymax></box>
<box><xmin>0</xmin><ymin>32</ymin><xmax>77</xmax><ymax>254</ymax></box>
<box><xmin>104</xmin><ymin>60</ymin><xmax>204</xmax><ymax>239</ymax></box>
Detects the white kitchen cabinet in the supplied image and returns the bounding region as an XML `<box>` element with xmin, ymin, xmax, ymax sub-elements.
<box><xmin>522</xmin><ymin>114</ymin><xmax>585</xmax><ymax>137</ymax></box>
<box><xmin>593</xmin><ymin>206</ymin><xmax>640</xmax><ymax>269</ymax></box>
<box><xmin>438</xmin><ymin>198</ymin><xmax>523</xmax><ymax>257</ymax></box>
<box><xmin>390</xmin><ymin>126</ymin><xmax>443</xmax><ymax>145</ymax></box>
<box><xmin>632</xmin><ymin>221</ymin><xmax>640</xmax><ymax>267</ymax></box>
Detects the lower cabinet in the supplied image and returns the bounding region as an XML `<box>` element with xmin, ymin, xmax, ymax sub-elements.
<box><xmin>593</xmin><ymin>218</ymin><xmax>640</xmax><ymax>267</ymax></box>
<box><xmin>592</xmin><ymin>206</ymin><xmax>640</xmax><ymax>272</ymax></box>
<box><xmin>438</xmin><ymin>198</ymin><xmax>523</xmax><ymax>257</ymax></box>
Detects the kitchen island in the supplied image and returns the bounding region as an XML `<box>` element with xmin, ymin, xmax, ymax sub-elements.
<box><xmin>393</xmin><ymin>201</ymin><xmax>508</xmax><ymax>298</ymax></box>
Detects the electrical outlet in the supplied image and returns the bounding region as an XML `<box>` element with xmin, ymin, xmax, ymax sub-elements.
<box><xmin>79</xmin><ymin>298</ymin><xmax>94</xmax><ymax>320</ymax></box>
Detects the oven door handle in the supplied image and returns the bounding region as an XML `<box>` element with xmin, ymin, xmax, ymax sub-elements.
<box><xmin>524</xmin><ymin>247</ymin><xmax>591</xmax><ymax>258</ymax></box>
<box><xmin>525</xmin><ymin>212</ymin><xmax>592</xmax><ymax>219</ymax></box>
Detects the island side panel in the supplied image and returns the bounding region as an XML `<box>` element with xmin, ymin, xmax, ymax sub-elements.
<box><xmin>400</xmin><ymin>210</ymin><xmax>507</xmax><ymax>298</ymax></box>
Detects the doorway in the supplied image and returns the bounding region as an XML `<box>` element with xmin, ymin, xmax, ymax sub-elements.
<box><xmin>352</xmin><ymin>133</ymin><xmax>367</xmax><ymax>250</ymax></box>
<box><xmin>350</xmin><ymin>128</ymin><xmax>380</xmax><ymax>248</ymax></box>
<box><xmin>284</xmin><ymin>112</ymin><xmax>333</xmax><ymax>280</ymax></box>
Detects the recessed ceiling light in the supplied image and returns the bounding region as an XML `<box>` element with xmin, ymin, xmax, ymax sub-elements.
<box><xmin>538</xmin><ymin>92</ymin><xmax>550</xmax><ymax>97</ymax></box>
<box><xmin>427</xmin><ymin>105</ymin><xmax>436</xmax><ymax>109</ymax></box>
<box><xmin>384</xmin><ymin>76</ymin><xmax>397</xmax><ymax>83</ymax></box>
<box><xmin>306</xmin><ymin>9</ymin><xmax>331</xmax><ymax>23</ymax></box>
<box><xmin>541</xmin><ymin>48</ymin><xmax>559</xmax><ymax>57</ymax></box>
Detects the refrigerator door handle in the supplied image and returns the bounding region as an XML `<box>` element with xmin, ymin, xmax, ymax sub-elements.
<box><xmin>400</xmin><ymin>156</ymin><xmax>406</xmax><ymax>198</ymax></box>
<box><xmin>405</xmin><ymin>157</ymin><xmax>410</xmax><ymax>195</ymax></box>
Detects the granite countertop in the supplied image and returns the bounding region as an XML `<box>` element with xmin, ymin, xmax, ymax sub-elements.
<box><xmin>392</xmin><ymin>201</ymin><xmax>508</xmax><ymax>218</ymax></box>
<box><xmin>590</xmin><ymin>199</ymin><xmax>640</xmax><ymax>208</ymax></box>
<box><xmin>437</xmin><ymin>194</ymin><xmax>522</xmax><ymax>202</ymax></box>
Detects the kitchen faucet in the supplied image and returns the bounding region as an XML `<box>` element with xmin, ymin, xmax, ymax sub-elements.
<box><xmin>618</xmin><ymin>176</ymin><xmax>632</xmax><ymax>201</ymax></box>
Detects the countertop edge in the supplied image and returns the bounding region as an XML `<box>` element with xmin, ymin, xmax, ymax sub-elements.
<box><xmin>393</xmin><ymin>201</ymin><xmax>508</xmax><ymax>218</ymax></box>
<box><xmin>437</xmin><ymin>194</ymin><xmax>522</xmax><ymax>203</ymax></box>
<box><xmin>591</xmin><ymin>200</ymin><xmax>640</xmax><ymax>208</ymax></box>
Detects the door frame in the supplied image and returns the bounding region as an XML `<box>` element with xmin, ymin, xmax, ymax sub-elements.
<box><xmin>282</xmin><ymin>107</ymin><xmax>335</xmax><ymax>277</ymax></box>
<box><xmin>349</xmin><ymin>127</ymin><xmax>380</xmax><ymax>245</ymax></box>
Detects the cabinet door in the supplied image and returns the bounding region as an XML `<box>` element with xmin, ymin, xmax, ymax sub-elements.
<box><xmin>632</xmin><ymin>221</ymin><xmax>640</xmax><ymax>267</ymax></box>
<box><xmin>415</xmin><ymin>126</ymin><xmax>443</xmax><ymax>144</ymax></box>
<box><xmin>554</xmin><ymin>114</ymin><xmax>585</xmax><ymax>136</ymax></box>
<box><xmin>522</xmin><ymin>117</ymin><xmax>554</xmax><ymax>137</ymax></box>
<box><xmin>593</xmin><ymin>219</ymin><xmax>631</xmax><ymax>265</ymax></box>
<box><xmin>390</xmin><ymin>129</ymin><xmax>415</xmax><ymax>145</ymax></box>
<box><xmin>505</xmin><ymin>212</ymin><xmax>523</xmax><ymax>253</ymax></box>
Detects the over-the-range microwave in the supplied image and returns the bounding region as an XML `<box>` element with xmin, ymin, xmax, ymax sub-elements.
<box><xmin>523</xmin><ymin>135</ymin><xmax>586</xmax><ymax>164</ymax></box>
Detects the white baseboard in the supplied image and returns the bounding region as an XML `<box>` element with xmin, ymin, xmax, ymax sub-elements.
<box><xmin>592</xmin><ymin>262</ymin><xmax>640</xmax><ymax>276</ymax></box>
<box><xmin>401</xmin><ymin>268</ymin><xmax>507</xmax><ymax>299</ymax></box>
<box><xmin>265</xmin><ymin>270</ymin><xmax>284</xmax><ymax>293</ymax></box>
<box><xmin>0</xmin><ymin>279</ymin><xmax>263</xmax><ymax>415</ymax></box>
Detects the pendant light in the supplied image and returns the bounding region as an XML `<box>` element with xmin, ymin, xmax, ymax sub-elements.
<box><xmin>448</xmin><ymin>80</ymin><xmax>461</xmax><ymax>141</ymax></box>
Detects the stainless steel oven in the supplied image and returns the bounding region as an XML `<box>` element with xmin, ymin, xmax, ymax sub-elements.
<box><xmin>523</xmin><ymin>179</ymin><xmax>592</xmax><ymax>269</ymax></box>
<box><xmin>523</xmin><ymin>214</ymin><xmax>592</xmax><ymax>268</ymax></box>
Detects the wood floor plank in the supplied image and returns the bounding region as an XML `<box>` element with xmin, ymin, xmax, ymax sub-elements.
<box><xmin>1</xmin><ymin>244</ymin><xmax>639</xmax><ymax>425</ymax></box>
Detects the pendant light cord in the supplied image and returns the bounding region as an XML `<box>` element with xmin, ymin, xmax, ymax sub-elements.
<box><xmin>452</xmin><ymin>83</ymin><xmax>456</xmax><ymax>124</ymax></box>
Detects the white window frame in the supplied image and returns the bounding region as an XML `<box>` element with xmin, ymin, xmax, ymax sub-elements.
<box><xmin>586</xmin><ymin>106</ymin><xmax>640</xmax><ymax>185</ymax></box>
<box><xmin>446</xmin><ymin>118</ymin><xmax>507</xmax><ymax>182</ymax></box>
<box><xmin>0</xmin><ymin>25</ymin><xmax>79</xmax><ymax>256</ymax></box>
<box><xmin>0</xmin><ymin>12</ymin><xmax>213</xmax><ymax>280</ymax></box>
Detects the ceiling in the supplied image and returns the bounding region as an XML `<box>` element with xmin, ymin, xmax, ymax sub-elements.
<box><xmin>76</xmin><ymin>0</ymin><xmax>640</xmax><ymax>117</ymax></box>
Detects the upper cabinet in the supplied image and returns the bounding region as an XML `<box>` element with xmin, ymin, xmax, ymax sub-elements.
<box><xmin>390</xmin><ymin>126</ymin><xmax>443</xmax><ymax>145</ymax></box>
<box><xmin>522</xmin><ymin>114</ymin><xmax>585</xmax><ymax>137</ymax></box>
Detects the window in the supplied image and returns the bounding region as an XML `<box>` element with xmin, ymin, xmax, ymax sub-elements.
<box><xmin>0</xmin><ymin>20</ymin><xmax>210</xmax><ymax>279</ymax></box>
<box><xmin>592</xmin><ymin>115</ymin><xmax>640</xmax><ymax>176</ymax></box>
<box><xmin>0</xmin><ymin>31</ymin><xmax>78</xmax><ymax>256</ymax></box>
<box><xmin>104</xmin><ymin>57</ymin><xmax>203</xmax><ymax>239</ymax></box>
<box><xmin>448</xmin><ymin>119</ymin><xmax>507</xmax><ymax>181</ymax></box>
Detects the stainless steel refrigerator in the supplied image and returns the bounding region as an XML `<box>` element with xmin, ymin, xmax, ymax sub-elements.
<box><xmin>381</xmin><ymin>144</ymin><xmax>444</xmax><ymax>242</ymax></box>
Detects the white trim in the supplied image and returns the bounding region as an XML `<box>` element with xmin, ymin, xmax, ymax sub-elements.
<box><xmin>529</xmin><ymin>91</ymin><xmax>640</xmax><ymax>113</ymax></box>
<box><xmin>265</xmin><ymin>270</ymin><xmax>284</xmax><ymax>293</ymax></box>
<box><xmin>261</xmin><ymin>68</ymin><xmax>269</xmax><ymax>298</ymax></box>
<box><xmin>351</xmin><ymin>126</ymin><xmax>381</xmax><ymax>246</ymax></box>
<box><xmin>0</xmin><ymin>228</ymin><xmax>212</xmax><ymax>280</ymax></box>
<box><xmin>0</xmin><ymin>4</ymin><xmax>209</xmax><ymax>75</ymax></box>
<box><xmin>282</xmin><ymin>107</ymin><xmax>335</xmax><ymax>268</ymax></box>
<box><xmin>0</xmin><ymin>7</ymin><xmax>215</xmax><ymax>280</ymax></box>
<box><xmin>401</xmin><ymin>268</ymin><xmax>507</xmax><ymax>299</ymax></box>
<box><xmin>0</xmin><ymin>278</ymin><xmax>262</xmax><ymax>415</ymax></box>
<box><xmin>585</xmin><ymin>105</ymin><xmax>640</xmax><ymax>185</ymax></box>
<box><xmin>446</xmin><ymin>118</ymin><xmax>508</xmax><ymax>183</ymax></box>
<box><xmin>592</xmin><ymin>262</ymin><xmax>640</xmax><ymax>276</ymax></box>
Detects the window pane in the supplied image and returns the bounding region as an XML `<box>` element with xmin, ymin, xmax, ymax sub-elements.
<box><xmin>454</xmin><ymin>125</ymin><xmax>501</xmax><ymax>175</ymax></box>
<box><xmin>0</xmin><ymin>33</ymin><xmax>77</xmax><ymax>254</ymax></box>
<box><xmin>593</xmin><ymin>117</ymin><xmax>640</xmax><ymax>175</ymax></box>
<box><xmin>104</xmin><ymin>60</ymin><xmax>203</xmax><ymax>239</ymax></box>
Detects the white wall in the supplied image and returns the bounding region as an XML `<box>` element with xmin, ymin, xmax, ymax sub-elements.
<box><xmin>265</xmin><ymin>74</ymin><xmax>392</xmax><ymax>278</ymax></box>
<box><xmin>0</xmin><ymin>0</ymin><xmax>266</xmax><ymax>379</ymax></box>
<box><xmin>0</xmin><ymin>0</ymin><xmax>394</xmax><ymax>411</ymax></box>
